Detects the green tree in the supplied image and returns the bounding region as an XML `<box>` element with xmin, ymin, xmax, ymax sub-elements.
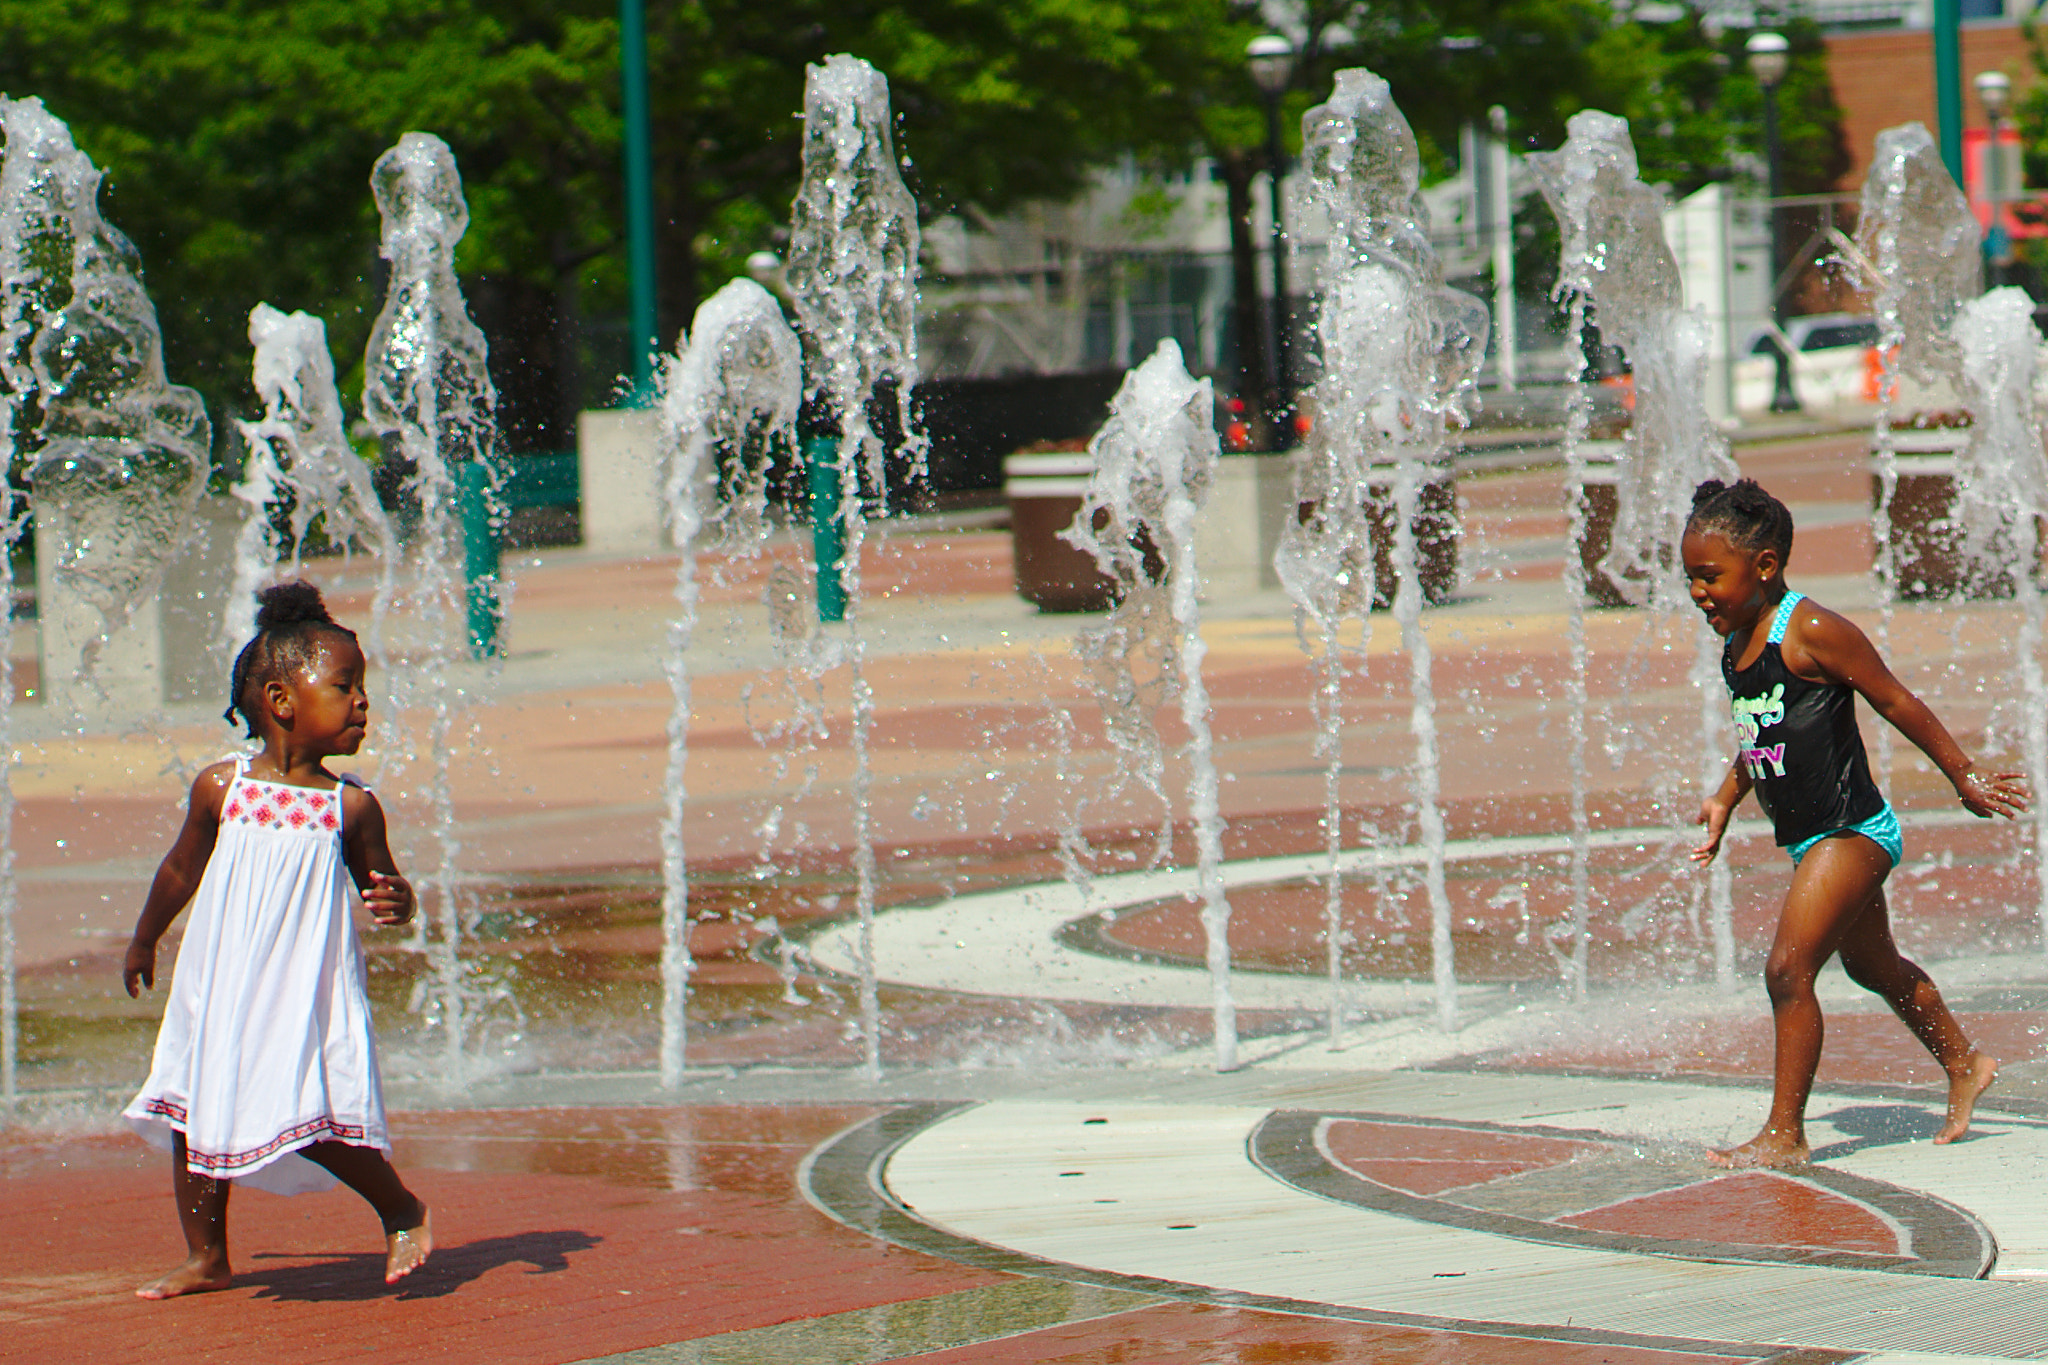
<box><xmin>3</xmin><ymin>0</ymin><xmax>1217</xmax><ymax>452</ymax></box>
<box><xmin>1133</xmin><ymin>0</ymin><xmax>1628</xmax><ymax>427</ymax></box>
<box><xmin>0</xmin><ymin>0</ymin><xmax>1851</xmax><ymax>464</ymax></box>
<box><xmin>1</xmin><ymin>0</ymin><xmax>619</xmax><ymax>452</ymax></box>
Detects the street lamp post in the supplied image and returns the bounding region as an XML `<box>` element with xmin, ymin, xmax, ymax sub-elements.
<box><xmin>1976</xmin><ymin>70</ymin><xmax>2012</xmax><ymax>287</ymax></box>
<box><xmin>620</xmin><ymin>0</ymin><xmax>659</xmax><ymax>405</ymax></box>
<box><xmin>1248</xmin><ymin>34</ymin><xmax>1294</xmax><ymax>445</ymax></box>
<box><xmin>1748</xmin><ymin>31</ymin><xmax>1800</xmax><ymax>415</ymax></box>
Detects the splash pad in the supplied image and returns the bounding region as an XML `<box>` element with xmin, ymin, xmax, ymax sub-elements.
<box><xmin>10</xmin><ymin>62</ymin><xmax>2048</xmax><ymax>1363</ymax></box>
<box><xmin>0</xmin><ymin>66</ymin><xmax>2044</xmax><ymax>1100</ymax></box>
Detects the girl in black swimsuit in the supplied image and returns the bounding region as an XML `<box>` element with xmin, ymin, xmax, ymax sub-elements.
<box><xmin>1685</xmin><ymin>478</ymin><xmax>2027</xmax><ymax>1168</ymax></box>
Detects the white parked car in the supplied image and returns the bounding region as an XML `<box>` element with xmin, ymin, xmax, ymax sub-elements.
<box><xmin>1734</xmin><ymin>314</ymin><xmax>1881</xmax><ymax>416</ymax></box>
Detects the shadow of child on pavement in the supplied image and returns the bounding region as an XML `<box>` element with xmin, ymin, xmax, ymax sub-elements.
<box><xmin>242</xmin><ymin>1229</ymin><xmax>602</xmax><ymax>1302</ymax></box>
<box><xmin>1808</xmin><ymin>1103</ymin><xmax>2001</xmax><ymax>1162</ymax></box>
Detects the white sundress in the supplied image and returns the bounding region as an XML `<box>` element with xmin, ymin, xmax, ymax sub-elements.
<box><xmin>124</xmin><ymin>757</ymin><xmax>389</xmax><ymax>1195</ymax></box>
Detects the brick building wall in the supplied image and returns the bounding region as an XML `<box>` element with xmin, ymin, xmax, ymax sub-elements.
<box><xmin>1826</xmin><ymin>23</ymin><xmax>2036</xmax><ymax>189</ymax></box>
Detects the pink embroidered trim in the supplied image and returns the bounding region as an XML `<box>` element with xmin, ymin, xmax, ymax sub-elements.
<box><xmin>140</xmin><ymin>1097</ymin><xmax>368</xmax><ymax>1172</ymax></box>
<box><xmin>222</xmin><ymin>777</ymin><xmax>342</xmax><ymax>833</ymax></box>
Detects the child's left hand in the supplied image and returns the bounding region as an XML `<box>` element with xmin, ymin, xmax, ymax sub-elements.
<box><xmin>365</xmin><ymin>870</ymin><xmax>415</xmax><ymax>927</ymax></box>
<box><xmin>1957</xmin><ymin>770</ymin><xmax>2029</xmax><ymax>820</ymax></box>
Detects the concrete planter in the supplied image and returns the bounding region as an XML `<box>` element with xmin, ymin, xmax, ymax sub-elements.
<box><xmin>1871</xmin><ymin>433</ymin><xmax>2029</xmax><ymax>600</ymax></box>
<box><xmin>1297</xmin><ymin>465</ymin><xmax>1459</xmax><ymax>609</ymax></box>
<box><xmin>1003</xmin><ymin>452</ymin><xmax>1121</xmax><ymax>612</ymax></box>
<box><xmin>1005</xmin><ymin>449</ymin><xmax>1300</xmax><ymax>611</ymax></box>
<box><xmin>1574</xmin><ymin>442</ymin><xmax>1633</xmax><ymax>608</ymax></box>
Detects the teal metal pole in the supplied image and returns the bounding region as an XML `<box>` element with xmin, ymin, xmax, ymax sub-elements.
<box><xmin>1934</xmin><ymin>0</ymin><xmax>1964</xmax><ymax>189</ymax></box>
<box><xmin>804</xmin><ymin>436</ymin><xmax>847</xmax><ymax>623</ymax></box>
<box><xmin>458</xmin><ymin>460</ymin><xmax>504</xmax><ymax>659</ymax></box>
<box><xmin>620</xmin><ymin>0</ymin><xmax>659</xmax><ymax>404</ymax></box>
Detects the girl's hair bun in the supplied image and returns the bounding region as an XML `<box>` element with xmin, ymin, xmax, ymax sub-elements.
<box><xmin>253</xmin><ymin>580</ymin><xmax>335</xmax><ymax>631</ymax></box>
<box><xmin>1690</xmin><ymin>479</ymin><xmax>1730</xmax><ymax>511</ymax></box>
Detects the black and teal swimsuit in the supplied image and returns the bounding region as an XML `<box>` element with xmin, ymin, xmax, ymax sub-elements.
<box><xmin>1724</xmin><ymin>591</ymin><xmax>1901</xmax><ymax>867</ymax></box>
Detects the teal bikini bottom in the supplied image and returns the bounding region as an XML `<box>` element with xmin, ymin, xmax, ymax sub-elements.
<box><xmin>1786</xmin><ymin>801</ymin><xmax>1902</xmax><ymax>869</ymax></box>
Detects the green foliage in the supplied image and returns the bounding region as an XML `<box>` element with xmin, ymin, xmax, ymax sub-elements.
<box><xmin>1580</xmin><ymin>9</ymin><xmax>1846</xmax><ymax>199</ymax></box>
<box><xmin>0</xmin><ymin>0</ymin><xmax>1851</xmax><ymax>454</ymax></box>
<box><xmin>2</xmin><ymin>0</ymin><xmax>620</xmax><ymax>443</ymax></box>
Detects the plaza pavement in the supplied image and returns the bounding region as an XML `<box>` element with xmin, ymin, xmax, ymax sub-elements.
<box><xmin>13</xmin><ymin>429</ymin><xmax>2048</xmax><ymax>1361</ymax></box>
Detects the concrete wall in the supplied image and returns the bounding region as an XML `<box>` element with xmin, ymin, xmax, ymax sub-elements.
<box><xmin>1194</xmin><ymin>453</ymin><xmax>1296</xmax><ymax>598</ymax></box>
<box><xmin>34</xmin><ymin>496</ymin><xmax>238</xmax><ymax>717</ymax></box>
<box><xmin>577</xmin><ymin>408</ymin><xmax>664</xmax><ymax>555</ymax></box>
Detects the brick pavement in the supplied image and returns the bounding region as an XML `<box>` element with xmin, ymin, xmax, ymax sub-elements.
<box><xmin>10</xmin><ymin>429</ymin><xmax>2048</xmax><ymax>1362</ymax></box>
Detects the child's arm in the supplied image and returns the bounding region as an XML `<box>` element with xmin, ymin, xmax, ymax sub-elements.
<box><xmin>1692</xmin><ymin>759</ymin><xmax>1752</xmax><ymax>865</ymax></box>
<box><xmin>341</xmin><ymin>785</ymin><xmax>415</xmax><ymax>927</ymax></box>
<box><xmin>1793</xmin><ymin>605</ymin><xmax>2029</xmax><ymax>819</ymax></box>
<box><xmin>123</xmin><ymin>764</ymin><xmax>231</xmax><ymax>996</ymax></box>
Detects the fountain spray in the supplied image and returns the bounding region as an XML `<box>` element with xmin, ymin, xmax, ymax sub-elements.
<box><xmin>655</xmin><ymin>279</ymin><xmax>801</xmax><ymax>1087</ymax></box>
<box><xmin>232</xmin><ymin>304</ymin><xmax>400</xmax><ymax>661</ymax></box>
<box><xmin>785</xmin><ymin>55</ymin><xmax>921</xmax><ymax>1079</ymax></box>
<box><xmin>1948</xmin><ymin>288</ymin><xmax>2048</xmax><ymax>940</ymax></box>
<box><xmin>1292</xmin><ymin>70</ymin><xmax>1487</xmax><ymax>1032</ymax></box>
<box><xmin>1531</xmin><ymin>111</ymin><xmax>1739</xmax><ymax>990</ymax></box>
<box><xmin>11</xmin><ymin>103</ymin><xmax>211</xmax><ymax>705</ymax></box>
<box><xmin>0</xmin><ymin>98</ymin><xmax>211</xmax><ymax>1100</ymax></box>
<box><xmin>361</xmin><ymin>131</ymin><xmax>503</xmax><ymax>1080</ymax></box>
<box><xmin>0</xmin><ymin>96</ymin><xmax>55</xmax><ymax>1107</ymax></box>
<box><xmin>1065</xmin><ymin>340</ymin><xmax>1232</xmax><ymax>1067</ymax></box>
<box><xmin>1857</xmin><ymin>123</ymin><xmax>1982</xmax><ymax>790</ymax></box>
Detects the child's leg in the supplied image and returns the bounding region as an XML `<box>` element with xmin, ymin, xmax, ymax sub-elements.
<box><xmin>1836</xmin><ymin>882</ymin><xmax>1998</xmax><ymax>1144</ymax></box>
<box><xmin>137</xmin><ymin>1132</ymin><xmax>233</xmax><ymax>1300</ymax></box>
<box><xmin>1714</xmin><ymin>835</ymin><xmax>1892</xmax><ymax>1168</ymax></box>
<box><xmin>300</xmin><ymin>1140</ymin><xmax>432</xmax><ymax>1283</ymax></box>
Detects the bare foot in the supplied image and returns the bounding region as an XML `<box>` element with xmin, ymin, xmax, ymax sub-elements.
<box><xmin>137</xmin><ymin>1253</ymin><xmax>231</xmax><ymax>1300</ymax></box>
<box><xmin>1935</xmin><ymin>1051</ymin><xmax>1998</xmax><ymax>1145</ymax></box>
<box><xmin>1709</xmin><ymin>1131</ymin><xmax>1811</xmax><ymax>1169</ymax></box>
<box><xmin>385</xmin><ymin>1209</ymin><xmax>431</xmax><ymax>1284</ymax></box>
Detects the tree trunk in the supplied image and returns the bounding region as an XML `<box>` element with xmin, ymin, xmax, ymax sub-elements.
<box><xmin>657</xmin><ymin>180</ymin><xmax>701</xmax><ymax>363</ymax></box>
<box><xmin>551</xmin><ymin>234</ymin><xmax>585</xmax><ymax>437</ymax></box>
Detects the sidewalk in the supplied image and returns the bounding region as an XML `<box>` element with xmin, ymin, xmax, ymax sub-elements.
<box><xmin>9</xmin><ymin>430</ymin><xmax>2048</xmax><ymax>1362</ymax></box>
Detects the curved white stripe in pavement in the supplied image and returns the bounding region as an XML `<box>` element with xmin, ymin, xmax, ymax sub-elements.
<box><xmin>883</xmin><ymin>1076</ymin><xmax>2048</xmax><ymax>1360</ymax></box>
<box><xmin>806</xmin><ymin>823</ymin><xmax>1688</xmax><ymax>1011</ymax></box>
<box><xmin>807</xmin><ymin>810</ymin><xmax>1997</xmax><ymax>1014</ymax></box>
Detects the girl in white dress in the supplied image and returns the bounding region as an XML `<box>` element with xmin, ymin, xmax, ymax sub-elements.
<box><xmin>123</xmin><ymin>581</ymin><xmax>430</xmax><ymax>1299</ymax></box>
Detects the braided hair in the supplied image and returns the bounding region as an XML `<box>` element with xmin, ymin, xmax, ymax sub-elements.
<box><xmin>224</xmin><ymin>581</ymin><xmax>360</xmax><ymax>737</ymax></box>
<box><xmin>1687</xmin><ymin>478</ymin><xmax>1794</xmax><ymax>562</ymax></box>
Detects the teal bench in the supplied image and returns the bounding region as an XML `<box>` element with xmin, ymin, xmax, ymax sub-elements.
<box><xmin>501</xmin><ymin>451</ymin><xmax>578</xmax><ymax>511</ymax></box>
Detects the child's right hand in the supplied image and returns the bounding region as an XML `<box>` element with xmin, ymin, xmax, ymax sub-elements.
<box><xmin>1692</xmin><ymin>798</ymin><xmax>1732</xmax><ymax>865</ymax></box>
<box><xmin>123</xmin><ymin>941</ymin><xmax>155</xmax><ymax>997</ymax></box>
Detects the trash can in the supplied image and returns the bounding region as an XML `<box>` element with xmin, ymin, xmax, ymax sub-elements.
<box><xmin>1004</xmin><ymin>451</ymin><xmax>1119</xmax><ymax>612</ymax></box>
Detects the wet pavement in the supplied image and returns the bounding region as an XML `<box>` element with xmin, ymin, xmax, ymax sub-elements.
<box><xmin>13</xmin><ymin>430</ymin><xmax>2048</xmax><ymax>1360</ymax></box>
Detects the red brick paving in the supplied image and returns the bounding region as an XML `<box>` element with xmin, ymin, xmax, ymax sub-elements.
<box><xmin>887</xmin><ymin>1302</ymin><xmax>1761</xmax><ymax>1365</ymax></box>
<box><xmin>1492</xmin><ymin>1009</ymin><xmax>2048</xmax><ymax>1095</ymax></box>
<box><xmin>4</xmin><ymin>1103</ymin><xmax>1785</xmax><ymax>1365</ymax></box>
<box><xmin>10</xmin><ymin>432</ymin><xmax>2034</xmax><ymax>1362</ymax></box>
<box><xmin>1558</xmin><ymin>1173</ymin><xmax>1901</xmax><ymax>1257</ymax></box>
<box><xmin>1322</xmin><ymin>1121</ymin><xmax>1603</xmax><ymax>1197</ymax></box>
<box><xmin>2</xmin><ymin>1107</ymin><xmax>1006</xmax><ymax>1365</ymax></box>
